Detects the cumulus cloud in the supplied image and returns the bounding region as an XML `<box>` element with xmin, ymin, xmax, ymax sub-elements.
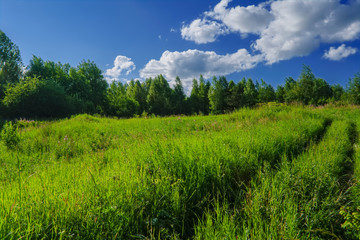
<box><xmin>323</xmin><ymin>44</ymin><xmax>358</xmax><ymax>61</ymax></box>
<box><xmin>181</xmin><ymin>19</ymin><xmax>229</xmax><ymax>44</ymax></box>
<box><xmin>140</xmin><ymin>49</ymin><xmax>263</xmax><ymax>93</ymax></box>
<box><xmin>207</xmin><ymin>0</ymin><xmax>273</xmax><ymax>35</ymax></box>
<box><xmin>105</xmin><ymin>55</ymin><xmax>136</xmax><ymax>83</ymax></box>
<box><xmin>182</xmin><ymin>0</ymin><xmax>360</xmax><ymax>63</ymax></box>
<box><xmin>253</xmin><ymin>0</ymin><xmax>360</xmax><ymax>63</ymax></box>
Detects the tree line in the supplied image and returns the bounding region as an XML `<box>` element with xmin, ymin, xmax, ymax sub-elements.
<box><xmin>1</xmin><ymin>30</ymin><xmax>360</xmax><ymax>119</ymax></box>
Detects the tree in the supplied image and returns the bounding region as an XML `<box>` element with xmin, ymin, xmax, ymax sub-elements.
<box><xmin>189</xmin><ymin>78</ymin><xmax>200</xmax><ymax>114</ymax></box>
<box><xmin>297</xmin><ymin>65</ymin><xmax>316</xmax><ymax>105</ymax></box>
<box><xmin>2</xmin><ymin>77</ymin><xmax>70</xmax><ymax>118</ymax></box>
<box><xmin>147</xmin><ymin>75</ymin><xmax>172</xmax><ymax>115</ymax></box>
<box><xmin>227</xmin><ymin>80</ymin><xmax>237</xmax><ymax>111</ymax></box>
<box><xmin>198</xmin><ymin>75</ymin><xmax>210</xmax><ymax>114</ymax></box>
<box><xmin>237</xmin><ymin>78</ymin><xmax>247</xmax><ymax>107</ymax></box>
<box><xmin>331</xmin><ymin>84</ymin><xmax>344</xmax><ymax>102</ymax></box>
<box><xmin>257</xmin><ymin>79</ymin><xmax>276</xmax><ymax>103</ymax></box>
<box><xmin>347</xmin><ymin>72</ymin><xmax>360</xmax><ymax>104</ymax></box>
<box><xmin>107</xmin><ymin>81</ymin><xmax>139</xmax><ymax>117</ymax></box>
<box><xmin>243</xmin><ymin>78</ymin><xmax>257</xmax><ymax>107</ymax></box>
<box><xmin>25</xmin><ymin>56</ymin><xmax>107</xmax><ymax>114</ymax></box>
<box><xmin>312</xmin><ymin>78</ymin><xmax>332</xmax><ymax>105</ymax></box>
<box><xmin>0</xmin><ymin>30</ymin><xmax>23</xmax><ymax>97</ymax></box>
<box><xmin>284</xmin><ymin>77</ymin><xmax>297</xmax><ymax>103</ymax></box>
<box><xmin>26</xmin><ymin>56</ymin><xmax>71</xmax><ymax>89</ymax></box>
<box><xmin>127</xmin><ymin>79</ymin><xmax>147</xmax><ymax>114</ymax></box>
<box><xmin>208</xmin><ymin>76</ymin><xmax>228</xmax><ymax>114</ymax></box>
<box><xmin>276</xmin><ymin>85</ymin><xmax>285</xmax><ymax>103</ymax></box>
<box><xmin>77</xmin><ymin>60</ymin><xmax>108</xmax><ymax>112</ymax></box>
<box><xmin>26</xmin><ymin>55</ymin><xmax>46</xmax><ymax>79</ymax></box>
<box><xmin>172</xmin><ymin>76</ymin><xmax>186</xmax><ymax>115</ymax></box>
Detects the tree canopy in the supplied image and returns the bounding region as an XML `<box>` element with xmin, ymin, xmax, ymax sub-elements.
<box><xmin>0</xmin><ymin>30</ymin><xmax>23</xmax><ymax>97</ymax></box>
<box><xmin>0</xmin><ymin>30</ymin><xmax>359</xmax><ymax>119</ymax></box>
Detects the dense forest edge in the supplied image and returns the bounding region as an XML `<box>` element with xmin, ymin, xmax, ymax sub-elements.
<box><xmin>1</xmin><ymin>30</ymin><xmax>360</xmax><ymax>120</ymax></box>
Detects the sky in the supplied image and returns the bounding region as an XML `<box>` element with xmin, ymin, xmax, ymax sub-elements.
<box><xmin>1</xmin><ymin>0</ymin><xmax>360</xmax><ymax>93</ymax></box>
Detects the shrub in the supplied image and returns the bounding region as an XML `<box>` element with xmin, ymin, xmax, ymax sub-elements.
<box><xmin>0</xmin><ymin>121</ymin><xmax>20</xmax><ymax>149</ymax></box>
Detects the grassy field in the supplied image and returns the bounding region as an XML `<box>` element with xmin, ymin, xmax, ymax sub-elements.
<box><xmin>1</xmin><ymin>105</ymin><xmax>360</xmax><ymax>239</ymax></box>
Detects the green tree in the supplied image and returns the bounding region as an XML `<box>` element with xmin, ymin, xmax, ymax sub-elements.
<box><xmin>347</xmin><ymin>72</ymin><xmax>360</xmax><ymax>104</ymax></box>
<box><xmin>198</xmin><ymin>75</ymin><xmax>210</xmax><ymax>114</ymax></box>
<box><xmin>243</xmin><ymin>78</ymin><xmax>258</xmax><ymax>107</ymax></box>
<box><xmin>172</xmin><ymin>76</ymin><xmax>186</xmax><ymax>115</ymax></box>
<box><xmin>331</xmin><ymin>84</ymin><xmax>344</xmax><ymax>102</ymax></box>
<box><xmin>208</xmin><ymin>76</ymin><xmax>228</xmax><ymax>114</ymax></box>
<box><xmin>147</xmin><ymin>75</ymin><xmax>172</xmax><ymax>115</ymax></box>
<box><xmin>77</xmin><ymin>60</ymin><xmax>108</xmax><ymax>112</ymax></box>
<box><xmin>227</xmin><ymin>80</ymin><xmax>237</xmax><ymax>111</ymax></box>
<box><xmin>227</xmin><ymin>79</ymin><xmax>247</xmax><ymax>111</ymax></box>
<box><xmin>297</xmin><ymin>65</ymin><xmax>316</xmax><ymax>105</ymax></box>
<box><xmin>283</xmin><ymin>77</ymin><xmax>297</xmax><ymax>103</ymax></box>
<box><xmin>2</xmin><ymin>77</ymin><xmax>70</xmax><ymax>118</ymax></box>
<box><xmin>26</xmin><ymin>55</ymin><xmax>47</xmax><ymax>79</ymax></box>
<box><xmin>25</xmin><ymin>56</ymin><xmax>107</xmax><ymax>114</ymax></box>
<box><xmin>189</xmin><ymin>78</ymin><xmax>200</xmax><ymax>114</ymax></box>
<box><xmin>276</xmin><ymin>85</ymin><xmax>285</xmax><ymax>103</ymax></box>
<box><xmin>257</xmin><ymin>79</ymin><xmax>276</xmax><ymax>103</ymax></box>
<box><xmin>0</xmin><ymin>30</ymin><xmax>23</xmax><ymax>97</ymax></box>
<box><xmin>237</xmin><ymin>78</ymin><xmax>247</xmax><ymax>108</ymax></box>
<box><xmin>26</xmin><ymin>56</ymin><xmax>71</xmax><ymax>89</ymax></box>
<box><xmin>127</xmin><ymin>79</ymin><xmax>147</xmax><ymax>114</ymax></box>
<box><xmin>107</xmin><ymin>81</ymin><xmax>139</xmax><ymax>117</ymax></box>
<box><xmin>312</xmin><ymin>78</ymin><xmax>332</xmax><ymax>105</ymax></box>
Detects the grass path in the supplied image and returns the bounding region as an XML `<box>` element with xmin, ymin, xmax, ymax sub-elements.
<box><xmin>194</xmin><ymin>120</ymin><xmax>356</xmax><ymax>239</ymax></box>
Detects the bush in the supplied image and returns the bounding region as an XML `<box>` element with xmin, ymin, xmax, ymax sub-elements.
<box><xmin>2</xmin><ymin>77</ymin><xmax>72</xmax><ymax>118</ymax></box>
<box><xmin>0</xmin><ymin>121</ymin><xmax>20</xmax><ymax>149</ymax></box>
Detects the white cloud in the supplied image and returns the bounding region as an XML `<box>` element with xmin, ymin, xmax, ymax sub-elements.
<box><xmin>323</xmin><ymin>44</ymin><xmax>358</xmax><ymax>61</ymax></box>
<box><xmin>105</xmin><ymin>55</ymin><xmax>136</xmax><ymax>83</ymax></box>
<box><xmin>170</xmin><ymin>28</ymin><xmax>177</xmax><ymax>33</ymax></box>
<box><xmin>253</xmin><ymin>0</ymin><xmax>360</xmax><ymax>63</ymax></box>
<box><xmin>140</xmin><ymin>49</ymin><xmax>263</xmax><ymax>93</ymax></box>
<box><xmin>181</xmin><ymin>18</ymin><xmax>229</xmax><ymax>44</ymax></box>
<box><xmin>182</xmin><ymin>0</ymin><xmax>360</xmax><ymax>63</ymax></box>
<box><xmin>207</xmin><ymin>0</ymin><xmax>273</xmax><ymax>35</ymax></box>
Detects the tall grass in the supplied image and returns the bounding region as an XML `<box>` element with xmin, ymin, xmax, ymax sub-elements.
<box><xmin>194</xmin><ymin>120</ymin><xmax>355</xmax><ymax>239</ymax></box>
<box><xmin>0</xmin><ymin>106</ymin><xmax>357</xmax><ymax>239</ymax></box>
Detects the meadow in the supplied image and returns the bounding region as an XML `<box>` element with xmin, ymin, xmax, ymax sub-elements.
<box><xmin>1</xmin><ymin>105</ymin><xmax>360</xmax><ymax>239</ymax></box>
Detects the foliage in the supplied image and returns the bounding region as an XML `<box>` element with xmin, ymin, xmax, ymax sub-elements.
<box><xmin>0</xmin><ymin>30</ymin><xmax>23</xmax><ymax>97</ymax></box>
<box><xmin>106</xmin><ymin>81</ymin><xmax>139</xmax><ymax>117</ymax></box>
<box><xmin>2</xmin><ymin>76</ymin><xmax>71</xmax><ymax>118</ymax></box>
<box><xmin>25</xmin><ymin>56</ymin><xmax>107</xmax><ymax>114</ymax></box>
<box><xmin>0</xmin><ymin>121</ymin><xmax>19</xmax><ymax>149</ymax></box>
<box><xmin>146</xmin><ymin>75</ymin><xmax>172</xmax><ymax>115</ymax></box>
<box><xmin>172</xmin><ymin>76</ymin><xmax>186</xmax><ymax>114</ymax></box>
<box><xmin>347</xmin><ymin>72</ymin><xmax>360</xmax><ymax>104</ymax></box>
<box><xmin>0</xmin><ymin>29</ymin><xmax>356</xmax><ymax>120</ymax></box>
<box><xmin>257</xmin><ymin>79</ymin><xmax>276</xmax><ymax>103</ymax></box>
<box><xmin>208</xmin><ymin>76</ymin><xmax>229</xmax><ymax>114</ymax></box>
<box><xmin>243</xmin><ymin>78</ymin><xmax>258</xmax><ymax>107</ymax></box>
<box><xmin>340</xmin><ymin>206</ymin><xmax>360</xmax><ymax>238</ymax></box>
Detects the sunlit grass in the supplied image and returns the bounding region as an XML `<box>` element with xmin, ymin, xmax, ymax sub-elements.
<box><xmin>1</xmin><ymin>106</ymin><xmax>360</xmax><ymax>239</ymax></box>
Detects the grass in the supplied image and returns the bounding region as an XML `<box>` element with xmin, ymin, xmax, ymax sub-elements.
<box><xmin>1</xmin><ymin>105</ymin><xmax>360</xmax><ymax>239</ymax></box>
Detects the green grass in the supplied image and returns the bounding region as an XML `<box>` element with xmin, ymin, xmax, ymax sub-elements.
<box><xmin>1</xmin><ymin>106</ymin><xmax>360</xmax><ymax>239</ymax></box>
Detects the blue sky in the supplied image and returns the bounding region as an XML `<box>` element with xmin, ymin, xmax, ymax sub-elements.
<box><xmin>1</xmin><ymin>0</ymin><xmax>360</xmax><ymax>92</ymax></box>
